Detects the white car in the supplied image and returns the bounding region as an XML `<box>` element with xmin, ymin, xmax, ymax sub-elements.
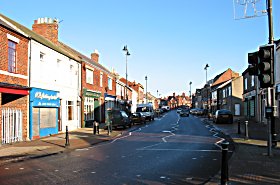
<box><xmin>176</xmin><ymin>108</ymin><xmax>182</xmax><ymax>113</ymax></box>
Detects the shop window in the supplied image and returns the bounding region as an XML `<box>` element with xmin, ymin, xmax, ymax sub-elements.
<box><xmin>67</xmin><ymin>101</ymin><xmax>74</xmax><ymax>120</ymax></box>
<box><xmin>40</xmin><ymin>108</ymin><xmax>56</xmax><ymax>128</ymax></box>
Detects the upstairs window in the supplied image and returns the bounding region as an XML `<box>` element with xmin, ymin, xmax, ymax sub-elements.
<box><xmin>108</xmin><ymin>77</ymin><xmax>112</xmax><ymax>90</ymax></box>
<box><xmin>244</xmin><ymin>78</ymin><xmax>248</xmax><ymax>90</ymax></box>
<box><xmin>251</xmin><ymin>76</ymin><xmax>255</xmax><ymax>87</ymax></box>
<box><xmin>8</xmin><ymin>40</ymin><xmax>16</xmax><ymax>73</ymax></box>
<box><xmin>86</xmin><ymin>68</ymin><xmax>93</xmax><ymax>84</ymax></box>
<box><xmin>40</xmin><ymin>52</ymin><xmax>45</xmax><ymax>62</ymax></box>
<box><xmin>100</xmin><ymin>73</ymin><xmax>103</xmax><ymax>87</ymax></box>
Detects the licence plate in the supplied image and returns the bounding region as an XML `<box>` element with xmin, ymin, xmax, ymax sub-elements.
<box><xmin>221</xmin><ymin>115</ymin><xmax>229</xmax><ymax>118</ymax></box>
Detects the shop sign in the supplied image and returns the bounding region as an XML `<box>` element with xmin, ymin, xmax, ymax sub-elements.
<box><xmin>83</xmin><ymin>88</ymin><xmax>101</xmax><ymax>98</ymax></box>
<box><xmin>30</xmin><ymin>88</ymin><xmax>60</xmax><ymax>107</ymax></box>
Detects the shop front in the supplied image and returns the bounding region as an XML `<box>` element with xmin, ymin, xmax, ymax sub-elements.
<box><xmin>83</xmin><ymin>88</ymin><xmax>101</xmax><ymax>126</ymax></box>
<box><xmin>29</xmin><ymin>88</ymin><xmax>60</xmax><ymax>140</ymax></box>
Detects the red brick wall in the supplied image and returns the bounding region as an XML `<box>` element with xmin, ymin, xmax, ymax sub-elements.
<box><xmin>0</xmin><ymin>25</ymin><xmax>29</xmax><ymax>142</ymax></box>
<box><xmin>0</xmin><ymin>26</ymin><xmax>29</xmax><ymax>85</ymax></box>
<box><xmin>32</xmin><ymin>22</ymin><xmax>58</xmax><ymax>45</ymax></box>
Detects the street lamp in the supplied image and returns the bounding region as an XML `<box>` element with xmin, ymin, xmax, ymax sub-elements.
<box><xmin>123</xmin><ymin>45</ymin><xmax>130</xmax><ymax>100</ymax></box>
<box><xmin>204</xmin><ymin>64</ymin><xmax>210</xmax><ymax>111</ymax></box>
<box><xmin>189</xmin><ymin>81</ymin><xmax>192</xmax><ymax>108</ymax></box>
<box><xmin>145</xmin><ymin>76</ymin><xmax>148</xmax><ymax>103</ymax></box>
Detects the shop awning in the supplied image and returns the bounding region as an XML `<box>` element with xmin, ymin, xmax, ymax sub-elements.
<box><xmin>0</xmin><ymin>87</ymin><xmax>29</xmax><ymax>95</ymax></box>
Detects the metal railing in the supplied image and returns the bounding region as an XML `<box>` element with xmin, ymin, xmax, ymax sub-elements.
<box><xmin>1</xmin><ymin>108</ymin><xmax>23</xmax><ymax>144</ymax></box>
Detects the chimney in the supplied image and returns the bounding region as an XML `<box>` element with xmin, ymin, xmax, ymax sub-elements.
<box><xmin>173</xmin><ymin>92</ymin><xmax>175</xmax><ymax>97</ymax></box>
<box><xmin>91</xmin><ymin>49</ymin><xmax>99</xmax><ymax>63</ymax></box>
<box><xmin>32</xmin><ymin>17</ymin><xmax>59</xmax><ymax>44</ymax></box>
<box><xmin>182</xmin><ymin>92</ymin><xmax>185</xmax><ymax>97</ymax></box>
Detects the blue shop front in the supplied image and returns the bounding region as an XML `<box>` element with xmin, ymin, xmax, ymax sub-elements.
<box><xmin>29</xmin><ymin>88</ymin><xmax>60</xmax><ymax>140</ymax></box>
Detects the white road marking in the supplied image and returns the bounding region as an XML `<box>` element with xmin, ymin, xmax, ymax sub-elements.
<box><xmin>75</xmin><ymin>148</ymin><xmax>89</xmax><ymax>151</ymax></box>
<box><xmin>4</xmin><ymin>168</ymin><xmax>9</xmax><ymax>170</ymax></box>
<box><xmin>19</xmin><ymin>168</ymin><xmax>24</xmax><ymax>170</ymax></box>
<box><xmin>91</xmin><ymin>172</ymin><xmax>96</xmax><ymax>174</ymax></box>
<box><xmin>137</xmin><ymin>148</ymin><xmax>222</xmax><ymax>152</ymax></box>
<box><xmin>160</xmin><ymin>176</ymin><xmax>166</xmax><ymax>179</ymax></box>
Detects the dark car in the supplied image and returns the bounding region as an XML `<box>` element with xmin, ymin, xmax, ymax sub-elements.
<box><xmin>179</xmin><ymin>109</ymin><xmax>189</xmax><ymax>117</ymax></box>
<box><xmin>109</xmin><ymin>109</ymin><xmax>132</xmax><ymax>129</ymax></box>
<box><xmin>131</xmin><ymin>112</ymin><xmax>146</xmax><ymax>125</ymax></box>
<box><xmin>213</xmin><ymin>109</ymin><xmax>233</xmax><ymax>124</ymax></box>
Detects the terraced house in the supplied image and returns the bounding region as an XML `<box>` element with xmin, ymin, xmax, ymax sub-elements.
<box><xmin>0</xmin><ymin>15</ymin><xmax>30</xmax><ymax>144</ymax></box>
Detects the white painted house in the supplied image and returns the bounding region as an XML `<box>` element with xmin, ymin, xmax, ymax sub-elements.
<box><xmin>5</xmin><ymin>16</ymin><xmax>82</xmax><ymax>139</ymax></box>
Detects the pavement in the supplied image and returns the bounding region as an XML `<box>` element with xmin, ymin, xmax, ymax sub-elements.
<box><xmin>0</xmin><ymin>123</ymin><xmax>122</xmax><ymax>166</ymax></box>
<box><xmin>1</xmin><ymin>118</ymin><xmax>280</xmax><ymax>184</ymax></box>
<box><xmin>205</xmin><ymin>117</ymin><xmax>280</xmax><ymax>185</ymax></box>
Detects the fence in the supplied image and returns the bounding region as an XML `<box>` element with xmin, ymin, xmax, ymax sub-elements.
<box><xmin>1</xmin><ymin>108</ymin><xmax>23</xmax><ymax>144</ymax></box>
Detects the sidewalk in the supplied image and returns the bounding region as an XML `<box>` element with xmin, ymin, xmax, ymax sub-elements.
<box><xmin>0</xmin><ymin>124</ymin><xmax>122</xmax><ymax>166</ymax></box>
<box><xmin>205</xmin><ymin>117</ymin><xmax>280</xmax><ymax>185</ymax></box>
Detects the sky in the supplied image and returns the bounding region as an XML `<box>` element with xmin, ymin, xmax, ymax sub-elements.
<box><xmin>1</xmin><ymin>0</ymin><xmax>279</xmax><ymax>97</ymax></box>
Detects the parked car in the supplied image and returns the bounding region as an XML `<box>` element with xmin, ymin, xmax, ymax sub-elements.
<box><xmin>179</xmin><ymin>109</ymin><xmax>189</xmax><ymax>117</ymax></box>
<box><xmin>161</xmin><ymin>106</ymin><xmax>170</xmax><ymax>112</ymax></box>
<box><xmin>109</xmin><ymin>109</ymin><xmax>132</xmax><ymax>129</ymax></box>
<box><xmin>176</xmin><ymin>108</ymin><xmax>182</xmax><ymax>113</ymax></box>
<box><xmin>131</xmin><ymin>112</ymin><xmax>146</xmax><ymax>125</ymax></box>
<box><xmin>136</xmin><ymin>103</ymin><xmax>154</xmax><ymax>121</ymax></box>
<box><xmin>213</xmin><ymin>109</ymin><xmax>233</xmax><ymax>124</ymax></box>
<box><xmin>190</xmin><ymin>108</ymin><xmax>204</xmax><ymax>115</ymax></box>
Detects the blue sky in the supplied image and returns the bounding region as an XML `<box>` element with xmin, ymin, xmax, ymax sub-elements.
<box><xmin>1</xmin><ymin>0</ymin><xmax>279</xmax><ymax>97</ymax></box>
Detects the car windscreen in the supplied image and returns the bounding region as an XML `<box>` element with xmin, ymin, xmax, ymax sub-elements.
<box><xmin>136</xmin><ymin>107</ymin><xmax>149</xmax><ymax>112</ymax></box>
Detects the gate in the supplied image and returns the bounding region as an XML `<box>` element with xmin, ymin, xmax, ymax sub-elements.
<box><xmin>1</xmin><ymin>108</ymin><xmax>23</xmax><ymax>144</ymax></box>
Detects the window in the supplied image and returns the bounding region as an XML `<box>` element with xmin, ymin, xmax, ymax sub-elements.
<box><xmin>228</xmin><ymin>86</ymin><xmax>231</xmax><ymax>96</ymax></box>
<box><xmin>86</xmin><ymin>68</ymin><xmax>93</xmax><ymax>84</ymax></box>
<box><xmin>67</xmin><ymin>101</ymin><xmax>74</xmax><ymax>120</ymax></box>
<box><xmin>100</xmin><ymin>73</ymin><xmax>103</xmax><ymax>87</ymax></box>
<box><xmin>108</xmin><ymin>77</ymin><xmax>112</xmax><ymax>90</ymax></box>
<box><xmin>8</xmin><ymin>40</ymin><xmax>16</xmax><ymax>73</ymax></box>
<box><xmin>251</xmin><ymin>76</ymin><xmax>255</xmax><ymax>87</ymax></box>
<box><xmin>244</xmin><ymin>78</ymin><xmax>248</xmax><ymax>90</ymax></box>
<box><xmin>40</xmin><ymin>52</ymin><xmax>45</xmax><ymax>62</ymax></box>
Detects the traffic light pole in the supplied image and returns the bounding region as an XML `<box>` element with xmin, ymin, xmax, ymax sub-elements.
<box><xmin>267</xmin><ymin>0</ymin><xmax>277</xmax><ymax>147</ymax></box>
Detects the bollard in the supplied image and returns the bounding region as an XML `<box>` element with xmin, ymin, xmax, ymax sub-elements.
<box><xmin>107</xmin><ymin>123</ymin><xmax>111</xmax><ymax>136</ymax></box>
<box><xmin>65</xmin><ymin>126</ymin><xmax>70</xmax><ymax>147</ymax></box>
<box><xmin>237</xmin><ymin>119</ymin><xmax>241</xmax><ymax>134</ymax></box>
<box><xmin>245</xmin><ymin>121</ymin><xmax>249</xmax><ymax>140</ymax></box>
<box><xmin>221</xmin><ymin>141</ymin><xmax>229</xmax><ymax>185</ymax></box>
<box><xmin>93</xmin><ymin>121</ymin><xmax>99</xmax><ymax>135</ymax></box>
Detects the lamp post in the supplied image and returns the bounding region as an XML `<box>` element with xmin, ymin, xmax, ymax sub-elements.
<box><xmin>123</xmin><ymin>45</ymin><xmax>130</xmax><ymax>100</ymax></box>
<box><xmin>145</xmin><ymin>76</ymin><xmax>148</xmax><ymax>103</ymax></box>
<box><xmin>204</xmin><ymin>64</ymin><xmax>209</xmax><ymax>110</ymax></box>
<box><xmin>189</xmin><ymin>81</ymin><xmax>192</xmax><ymax>108</ymax></box>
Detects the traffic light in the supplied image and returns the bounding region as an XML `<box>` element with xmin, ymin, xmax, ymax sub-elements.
<box><xmin>247</xmin><ymin>51</ymin><xmax>259</xmax><ymax>76</ymax></box>
<box><xmin>258</xmin><ymin>44</ymin><xmax>275</xmax><ymax>88</ymax></box>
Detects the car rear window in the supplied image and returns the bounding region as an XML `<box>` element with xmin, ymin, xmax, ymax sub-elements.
<box><xmin>218</xmin><ymin>110</ymin><xmax>231</xmax><ymax>115</ymax></box>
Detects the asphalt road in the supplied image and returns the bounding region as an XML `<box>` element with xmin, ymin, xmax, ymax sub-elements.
<box><xmin>0</xmin><ymin>110</ymin><xmax>230</xmax><ymax>185</ymax></box>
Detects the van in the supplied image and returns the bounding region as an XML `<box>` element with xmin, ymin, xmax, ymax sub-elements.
<box><xmin>136</xmin><ymin>103</ymin><xmax>154</xmax><ymax>121</ymax></box>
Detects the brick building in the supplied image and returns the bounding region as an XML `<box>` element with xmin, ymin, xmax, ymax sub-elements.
<box><xmin>0</xmin><ymin>15</ymin><xmax>30</xmax><ymax>144</ymax></box>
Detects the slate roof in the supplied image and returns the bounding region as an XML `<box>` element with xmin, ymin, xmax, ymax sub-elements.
<box><xmin>58</xmin><ymin>42</ymin><xmax>112</xmax><ymax>75</ymax></box>
<box><xmin>0</xmin><ymin>14</ymin><xmax>80</xmax><ymax>62</ymax></box>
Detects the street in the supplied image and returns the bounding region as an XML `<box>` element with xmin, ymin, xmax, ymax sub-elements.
<box><xmin>0</xmin><ymin>110</ymin><xmax>232</xmax><ymax>185</ymax></box>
